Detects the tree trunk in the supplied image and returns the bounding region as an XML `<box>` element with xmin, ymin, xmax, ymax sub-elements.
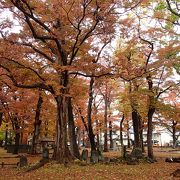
<box><xmin>120</xmin><ymin>114</ymin><xmax>125</xmax><ymax>147</ymax></box>
<box><xmin>96</xmin><ymin>120</ymin><xmax>100</xmax><ymax>150</ymax></box>
<box><xmin>53</xmin><ymin>95</ymin><xmax>73</xmax><ymax>163</ymax></box>
<box><xmin>13</xmin><ymin>115</ymin><xmax>20</xmax><ymax>154</ymax></box>
<box><xmin>31</xmin><ymin>92</ymin><xmax>43</xmax><ymax>154</ymax></box>
<box><xmin>52</xmin><ymin>71</ymin><xmax>73</xmax><ymax>163</ymax></box>
<box><xmin>82</xmin><ymin>130</ymin><xmax>85</xmax><ymax>147</ymax></box>
<box><xmin>132</xmin><ymin>111</ymin><xmax>141</xmax><ymax>148</ymax></box>
<box><xmin>94</xmin><ymin>100</ymin><xmax>100</xmax><ymax>150</ymax></box>
<box><xmin>129</xmin><ymin>81</ymin><xmax>141</xmax><ymax>149</ymax></box>
<box><xmin>87</xmin><ymin>77</ymin><xmax>96</xmax><ymax>152</ymax></box>
<box><xmin>126</xmin><ymin>120</ymin><xmax>131</xmax><ymax>148</ymax></box>
<box><xmin>76</xmin><ymin>127</ymin><xmax>81</xmax><ymax>147</ymax></box>
<box><xmin>139</xmin><ymin>128</ymin><xmax>144</xmax><ymax>152</ymax></box>
<box><xmin>147</xmin><ymin>107</ymin><xmax>155</xmax><ymax>159</ymax></box>
<box><xmin>104</xmin><ymin>97</ymin><xmax>108</xmax><ymax>152</ymax></box>
<box><xmin>146</xmin><ymin>75</ymin><xmax>156</xmax><ymax>160</ymax></box>
<box><xmin>4</xmin><ymin>124</ymin><xmax>8</xmax><ymax>148</ymax></box>
<box><xmin>67</xmin><ymin>97</ymin><xmax>80</xmax><ymax>159</ymax></box>
<box><xmin>109</xmin><ymin>120</ymin><xmax>113</xmax><ymax>149</ymax></box>
<box><xmin>172</xmin><ymin>121</ymin><xmax>177</xmax><ymax>149</ymax></box>
<box><xmin>20</xmin><ymin>130</ymin><xmax>23</xmax><ymax>144</ymax></box>
<box><xmin>0</xmin><ymin>112</ymin><xmax>3</xmax><ymax>126</ymax></box>
<box><xmin>127</xmin><ymin>132</ymin><xmax>131</xmax><ymax>148</ymax></box>
<box><xmin>139</xmin><ymin>119</ymin><xmax>145</xmax><ymax>152</ymax></box>
<box><xmin>107</xmin><ymin>91</ymin><xmax>112</xmax><ymax>149</ymax></box>
<box><xmin>14</xmin><ymin>131</ymin><xmax>20</xmax><ymax>154</ymax></box>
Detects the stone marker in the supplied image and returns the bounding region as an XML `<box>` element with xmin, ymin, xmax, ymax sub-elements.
<box><xmin>42</xmin><ymin>147</ymin><xmax>49</xmax><ymax>159</ymax></box>
<box><xmin>98</xmin><ymin>153</ymin><xmax>104</xmax><ymax>162</ymax></box>
<box><xmin>91</xmin><ymin>150</ymin><xmax>99</xmax><ymax>163</ymax></box>
<box><xmin>98</xmin><ymin>145</ymin><xmax>103</xmax><ymax>152</ymax></box>
<box><xmin>81</xmin><ymin>149</ymin><xmax>88</xmax><ymax>162</ymax></box>
<box><xmin>112</xmin><ymin>140</ymin><xmax>117</xmax><ymax>151</ymax></box>
<box><xmin>19</xmin><ymin>155</ymin><xmax>28</xmax><ymax>167</ymax></box>
<box><xmin>127</xmin><ymin>159</ymin><xmax>139</xmax><ymax>165</ymax></box>
<box><xmin>104</xmin><ymin>157</ymin><xmax>110</xmax><ymax>164</ymax></box>
<box><xmin>131</xmin><ymin>148</ymin><xmax>143</xmax><ymax>159</ymax></box>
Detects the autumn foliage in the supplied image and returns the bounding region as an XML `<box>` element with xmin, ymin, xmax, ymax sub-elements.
<box><xmin>0</xmin><ymin>0</ymin><xmax>179</xmax><ymax>163</ymax></box>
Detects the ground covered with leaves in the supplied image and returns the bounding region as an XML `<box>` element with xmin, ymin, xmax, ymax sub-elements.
<box><xmin>0</xmin><ymin>148</ymin><xmax>179</xmax><ymax>180</ymax></box>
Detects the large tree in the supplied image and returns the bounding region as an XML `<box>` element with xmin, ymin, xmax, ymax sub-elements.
<box><xmin>0</xmin><ymin>0</ymin><xmax>118</xmax><ymax>163</ymax></box>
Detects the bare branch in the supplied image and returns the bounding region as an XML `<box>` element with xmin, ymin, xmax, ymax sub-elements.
<box><xmin>94</xmin><ymin>39</ymin><xmax>111</xmax><ymax>63</ymax></box>
<box><xmin>138</xmin><ymin>35</ymin><xmax>154</xmax><ymax>70</ymax></box>
<box><xmin>69</xmin><ymin>1</ymin><xmax>100</xmax><ymax>65</ymax></box>
<box><xmin>156</xmin><ymin>81</ymin><xmax>180</xmax><ymax>99</ymax></box>
<box><xmin>165</xmin><ymin>0</ymin><xmax>180</xmax><ymax>17</ymax></box>
<box><xmin>156</xmin><ymin>66</ymin><xmax>165</xmax><ymax>93</ymax></box>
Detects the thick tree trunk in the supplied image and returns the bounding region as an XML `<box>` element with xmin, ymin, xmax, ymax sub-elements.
<box><xmin>67</xmin><ymin>97</ymin><xmax>80</xmax><ymax>159</ymax></box>
<box><xmin>87</xmin><ymin>78</ymin><xmax>96</xmax><ymax>152</ymax></box>
<box><xmin>14</xmin><ymin>132</ymin><xmax>20</xmax><ymax>154</ymax></box>
<box><xmin>53</xmin><ymin>95</ymin><xmax>73</xmax><ymax>163</ymax></box>
<box><xmin>31</xmin><ymin>93</ymin><xmax>43</xmax><ymax>154</ymax></box>
<box><xmin>147</xmin><ymin>107</ymin><xmax>155</xmax><ymax>159</ymax></box>
<box><xmin>52</xmin><ymin>71</ymin><xmax>73</xmax><ymax>163</ymax></box>
<box><xmin>129</xmin><ymin>81</ymin><xmax>141</xmax><ymax>149</ymax></box>
<box><xmin>132</xmin><ymin>111</ymin><xmax>141</xmax><ymax>148</ymax></box>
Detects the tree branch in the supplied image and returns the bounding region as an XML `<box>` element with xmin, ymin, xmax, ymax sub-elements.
<box><xmin>165</xmin><ymin>0</ymin><xmax>180</xmax><ymax>17</ymax></box>
<box><xmin>11</xmin><ymin>0</ymin><xmax>52</xmax><ymax>33</ymax></box>
<box><xmin>94</xmin><ymin>39</ymin><xmax>111</xmax><ymax>63</ymax></box>
<box><xmin>69</xmin><ymin>2</ymin><xmax>100</xmax><ymax>65</ymax></box>
<box><xmin>138</xmin><ymin>35</ymin><xmax>154</xmax><ymax>70</ymax></box>
<box><xmin>0</xmin><ymin>65</ymin><xmax>54</xmax><ymax>93</ymax></box>
<box><xmin>156</xmin><ymin>66</ymin><xmax>165</xmax><ymax>94</ymax></box>
<box><xmin>78</xmin><ymin>107</ymin><xmax>89</xmax><ymax>133</ymax></box>
<box><xmin>69</xmin><ymin>72</ymin><xmax>114</xmax><ymax>78</ymax></box>
<box><xmin>11</xmin><ymin>0</ymin><xmax>66</xmax><ymax>65</ymax></box>
<box><xmin>156</xmin><ymin>82</ymin><xmax>180</xmax><ymax>99</ymax></box>
<box><xmin>0</xmin><ymin>57</ymin><xmax>45</xmax><ymax>82</ymax></box>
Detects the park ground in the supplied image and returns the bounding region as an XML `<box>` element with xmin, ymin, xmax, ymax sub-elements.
<box><xmin>0</xmin><ymin>147</ymin><xmax>179</xmax><ymax>180</ymax></box>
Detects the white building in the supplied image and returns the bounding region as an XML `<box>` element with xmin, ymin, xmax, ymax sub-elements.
<box><xmin>111</xmin><ymin>125</ymin><xmax>180</xmax><ymax>147</ymax></box>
